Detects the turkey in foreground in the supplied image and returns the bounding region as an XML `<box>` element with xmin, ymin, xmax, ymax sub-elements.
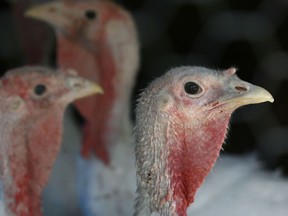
<box><xmin>134</xmin><ymin>66</ymin><xmax>273</xmax><ymax>216</ymax></box>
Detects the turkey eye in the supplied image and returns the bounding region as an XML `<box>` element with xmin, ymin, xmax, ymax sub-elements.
<box><xmin>85</xmin><ymin>10</ymin><xmax>97</xmax><ymax>20</ymax></box>
<box><xmin>184</xmin><ymin>82</ymin><xmax>202</xmax><ymax>95</ymax></box>
<box><xmin>34</xmin><ymin>84</ymin><xmax>47</xmax><ymax>96</ymax></box>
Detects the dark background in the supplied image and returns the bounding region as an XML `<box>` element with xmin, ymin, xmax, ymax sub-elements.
<box><xmin>0</xmin><ymin>0</ymin><xmax>288</xmax><ymax>175</ymax></box>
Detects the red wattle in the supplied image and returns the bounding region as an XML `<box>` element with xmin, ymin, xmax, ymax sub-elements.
<box><xmin>168</xmin><ymin>115</ymin><xmax>230</xmax><ymax>215</ymax></box>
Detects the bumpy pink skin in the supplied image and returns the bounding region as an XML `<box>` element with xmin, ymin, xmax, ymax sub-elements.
<box><xmin>4</xmin><ymin>111</ymin><xmax>63</xmax><ymax>216</ymax></box>
<box><xmin>134</xmin><ymin>66</ymin><xmax>266</xmax><ymax>216</ymax></box>
<box><xmin>167</xmin><ymin>113</ymin><xmax>230</xmax><ymax>215</ymax></box>
<box><xmin>55</xmin><ymin>1</ymin><xmax>139</xmax><ymax>163</ymax></box>
<box><xmin>0</xmin><ymin>67</ymin><xmax>80</xmax><ymax>216</ymax></box>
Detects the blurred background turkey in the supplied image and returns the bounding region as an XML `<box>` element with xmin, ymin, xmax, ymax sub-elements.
<box><xmin>0</xmin><ymin>0</ymin><xmax>287</xmax><ymax>216</ymax></box>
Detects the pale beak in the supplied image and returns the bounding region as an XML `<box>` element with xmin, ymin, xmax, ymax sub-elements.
<box><xmin>64</xmin><ymin>76</ymin><xmax>103</xmax><ymax>102</ymax></box>
<box><xmin>218</xmin><ymin>79</ymin><xmax>274</xmax><ymax>110</ymax></box>
<box><xmin>25</xmin><ymin>2</ymin><xmax>71</xmax><ymax>29</ymax></box>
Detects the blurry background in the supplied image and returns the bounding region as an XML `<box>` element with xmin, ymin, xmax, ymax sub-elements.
<box><xmin>123</xmin><ymin>0</ymin><xmax>288</xmax><ymax>174</ymax></box>
<box><xmin>0</xmin><ymin>0</ymin><xmax>288</xmax><ymax>215</ymax></box>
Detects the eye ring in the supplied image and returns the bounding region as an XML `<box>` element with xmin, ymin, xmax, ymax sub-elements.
<box><xmin>184</xmin><ymin>81</ymin><xmax>203</xmax><ymax>96</ymax></box>
<box><xmin>34</xmin><ymin>84</ymin><xmax>47</xmax><ymax>96</ymax></box>
<box><xmin>85</xmin><ymin>10</ymin><xmax>97</xmax><ymax>20</ymax></box>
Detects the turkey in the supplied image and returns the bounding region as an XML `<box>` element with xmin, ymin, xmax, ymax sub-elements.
<box><xmin>0</xmin><ymin>66</ymin><xmax>102</xmax><ymax>216</ymax></box>
<box><xmin>134</xmin><ymin>66</ymin><xmax>273</xmax><ymax>216</ymax></box>
<box><xmin>26</xmin><ymin>1</ymin><xmax>139</xmax><ymax>215</ymax></box>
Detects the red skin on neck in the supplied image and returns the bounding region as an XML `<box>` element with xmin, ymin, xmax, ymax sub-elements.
<box><xmin>58</xmin><ymin>36</ymin><xmax>116</xmax><ymax>163</ymax></box>
<box><xmin>3</xmin><ymin>110</ymin><xmax>63</xmax><ymax>216</ymax></box>
<box><xmin>57</xmin><ymin>7</ymin><xmax>126</xmax><ymax>163</ymax></box>
<box><xmin>168</xmin><ymin>115</ymin><xmax>230</xmax><ymax>216</ymax></box>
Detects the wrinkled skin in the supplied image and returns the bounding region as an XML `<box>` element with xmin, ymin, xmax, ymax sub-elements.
<box><xmin>134</xmin><ymin>66</ymin><xmax>273</xmax><ymax>216</ymax></box>
<box><xmin>0</xmin><ymin>66</ymin><xmax>101</xmax><ymax>216</ymax></box>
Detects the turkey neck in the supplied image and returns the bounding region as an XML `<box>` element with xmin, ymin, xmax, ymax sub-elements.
<box><xmin>0</xmin><ymin>109</ymin><xmax>64</xmax><ymax>216</ymax></box>
<box><xmin>167</xmin><ymin>115</ymin><xmax>230</xmax><ymax>215</ymax></box>
<box><xmin>135</xmin><ymin>100</ymin><xmax>231</xmax><ymax>216</ymax></box>
<box><xmin>57</xmin><ymin>26</ymin><xmax>138</xmax><ymax>160</ymax></box>
<box><xmin>57</xmin><ymin>35</ymin><xmax>116</xmax><ymax>160</ymax></box>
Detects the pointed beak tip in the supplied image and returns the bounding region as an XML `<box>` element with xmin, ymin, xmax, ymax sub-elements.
<box><xmin>258</xmin><ymin>88</ymin><xmax>274</xmax><ymax>104</ymax></box>
<box><xmin>268</xmin><ymin>96</ymin><xmax>274</xmax><ymax>103</ymax></box>
<box><xmin>240</xmin><ymin>82</ymin><xmax>274</xmax><ymax>105</ymax></box>
<box><xmin>220</xmin><ymin>84</ymin><xmax>274</xmax><ymax>110</ymax></box>
<box><xmin>94</xmin><ymin>85</ymin><xmax>104</xmax><ymax>95</ymax></box>
<box><xmin>253</xmin><ymin>91</ymin><xmax>274</xmax><ymax>105</ymax></box>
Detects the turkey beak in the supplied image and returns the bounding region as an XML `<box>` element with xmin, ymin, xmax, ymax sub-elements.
<box><xmin>218</xmin><ymin>79</ymin><xmax>274</xmax><ymax>110</ymax></box>
<box><xmin>64</xmin><ymin>76</ymin><xmax>103</xmax><ymax>102</ymax></box>
<box><xmin>25</xmin><ymin>2</ymin><xmax>72</xmax><ymax>29</ymax></box>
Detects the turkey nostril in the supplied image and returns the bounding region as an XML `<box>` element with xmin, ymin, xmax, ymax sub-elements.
<box><xmin>66</xmin><ymin>77</ymin><xmax>85</xmax><ymax>89</ymax></box>
<box><xmin>235</xmin><ymin>86</ymin><xmax>248</xmax><ymax>92</ymax></box>
<box><xmin>72</xmin><ymin>82</ymin><xmax>83</xmax><ymax>88</ymax></box>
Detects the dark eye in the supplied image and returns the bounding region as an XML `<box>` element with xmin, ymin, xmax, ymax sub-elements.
<box><xmin>34</xmin><ymin>84</ymin><xmax>47</xmax><ymax>96</ymax></box>
<box><xmin>184</xmin><ymin>82</ymin><xmax>202</xmax><ymax>95</ymax></box>
<box><xmin>85</xmin><ymin>10</ymin><xmax>97</xmax><ymax>20</ymax></box>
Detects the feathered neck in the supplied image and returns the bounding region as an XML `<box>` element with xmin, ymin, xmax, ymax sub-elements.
<box><xmin>57</xmin><ymin>26</ymin><xmax>138</xmax><ymax>162</ymax></box>
<box><xmin>0</xmin><ymin>109</ymin><xmax>64</xmax><ymax>216</ymax></box>
<box><xmin>135</xmin><ymin>101</ymin><xmax>231</xmax><ymax>216</ymax></box>
<box><xmin>167</xmin><ymin>115</ymin><xmax>230</xmax><ymax>215</ymax></box>
<box><xmin>57</xmin><ymin>34</ymin><xmax>117</xmax><ymax>162</ymax></box>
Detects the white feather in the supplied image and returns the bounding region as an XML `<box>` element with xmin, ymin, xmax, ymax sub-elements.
<box><xmin>77</xmin><ymin>137</ymin><xmax>136</xmax><ymax>216</ymax></box>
